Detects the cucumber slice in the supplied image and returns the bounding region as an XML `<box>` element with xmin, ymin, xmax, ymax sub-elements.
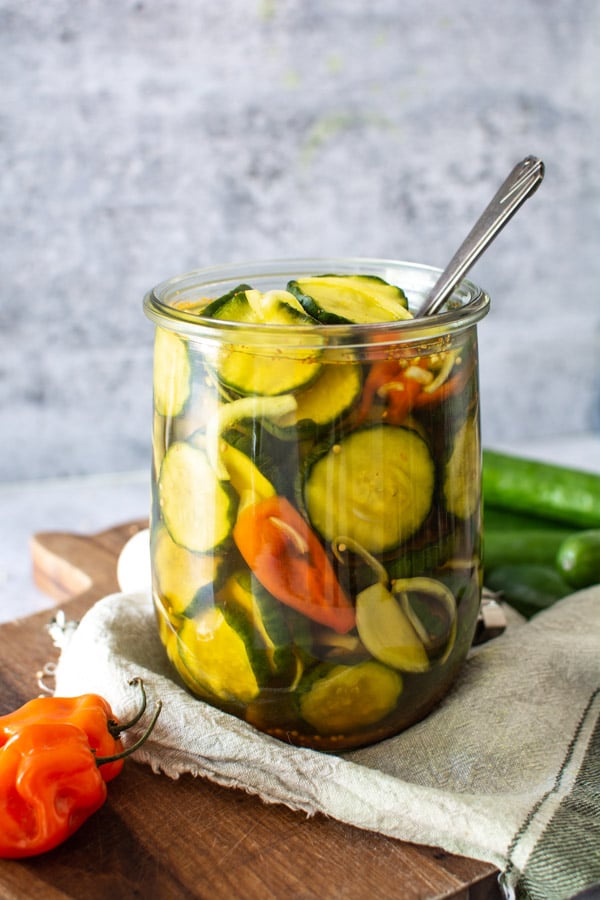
<box><xmin>152</xmin><ymin>525</ymin><xmax>222</xmax><ymax>618</ymax></box>
<box><xmin>244</xmin><ymin>288</ymin><xmax>307</xmax><ymax>319</ymax></box>
<box><xmin>159</xmin><ymin>441</ymin><xmax>237</xmax><ymax>553</ymax></box>
<box><xmin>288</xmin><ymin>274</ymin><xmax>412</xmax><ymax>324</ymax></box>
<box><xmin>221</xmin><ymin>427</ymin><xmax>282</xmax><ymax>495</ymax></box>
<box><xmin>219</xmin><ymin>441</ymin><xmax>276</xmax><ymax>503</ymax></box>
<box><xmin>153</xmin><ymin>327</ymin><xmax>191</xmax><ymax>418</ymax></box>
<box><xmin>208</xmin><ymin>288</ymin><xmax>308</xmax><ymax>323</ymax></box>
<box><xmin>219</xmin><ymin>571</ymin><xmax>301</xmax><ymax>685</ymax></box>
<box><xmin>176</xmin><ymin>606</ymin><xmax>267</xmax><ymax>703</ymax></box>
<box><xmin>201</xmin><ymin>283</ymin><xmax>253</xmax><ymax>318</ymax></box>
<box><xmin>206</xmin><ymin>288</ymin><xmax>322</xmax><ymax>397</ymax></box>
<box><xmin>355</xmin><ymin>582</ymin><xmax>429</xmax><ymax>672</ymax></box>
<box><xmin>303</xmin><ymin>426</ymin><xmax>435</xmax><ymax>554</ymax></box>
<box><xmin>299</xmin><ymin>660</ymin><xmax>403</xmax><ymax>735</ymax></box>
<box><xmin>443</xmin><ymin>417</ymin><xmax>480</xmax><ymax>520</ymax></box>
<box><xmin>270</xmin><ymin>361</ymin><xmax>362</xmax><ymax>440</ymax></box>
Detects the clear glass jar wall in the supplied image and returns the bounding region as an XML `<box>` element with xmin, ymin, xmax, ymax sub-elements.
<box><xmin>144</xmin><ymin>259</ymin><xmax>490</xmax><ymax>751</ymax></box>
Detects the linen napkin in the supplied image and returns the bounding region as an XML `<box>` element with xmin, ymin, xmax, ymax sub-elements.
<box><xmin>53</xmin><ymin>585</ymin><xmax>600</xmax><ymax>900</ymax></box>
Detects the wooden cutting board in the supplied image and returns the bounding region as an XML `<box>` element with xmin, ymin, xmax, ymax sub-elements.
<box><xmin>0</xmin><ymin>522</ymin><xmax>501</xmax><ymax>899</ymax></box>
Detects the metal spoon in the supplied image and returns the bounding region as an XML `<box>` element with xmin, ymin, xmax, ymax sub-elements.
<box><xmin>416</xmin><ymin>155</ymin><xmax>545</xmax><ymax>317</ymax></box>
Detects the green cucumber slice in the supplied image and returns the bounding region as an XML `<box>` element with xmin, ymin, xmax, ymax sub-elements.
<box><xmin>204</xmin><ymin>288</ymin><xmax>322</xmax><ymax>397</ymax></box>
<box><xmin>288</xmin><ymin>274</ymin><xmax>412</xmax><ymax>324</ymax></box>
<box><xmin>303</xmin><ymin>426</ymin><xmax>435</xmax><ymax>553</ymax></box>
<box><xmin>159</xmin><ymin>441</ymin><xmax>237</xmax><ymax>553</ymax></box>
<box><xmin>299</xmin><ymin>660</ymin><xmax>403</xmax><ymax>735</ymax></box>
<box><xmin>271</xmin><ymin>361</ymin><xmax>363</xmax><ymax>440</ymax></box>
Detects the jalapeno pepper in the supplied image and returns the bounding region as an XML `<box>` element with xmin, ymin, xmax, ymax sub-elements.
<box><xmin>0</xmin><ymin>681</ymin><xmax>161</xmax><ymax>859</ymax></box>
<box><xmin>233</xmin><ymin>495</ymin><xmax>355</xmax><ymax>634</ymax></box>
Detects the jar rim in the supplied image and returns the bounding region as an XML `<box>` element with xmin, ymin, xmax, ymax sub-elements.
<box><xmin>143</xmin><ymin>257</ymin><xmax>490</xmax><ymax>347</ymax></box>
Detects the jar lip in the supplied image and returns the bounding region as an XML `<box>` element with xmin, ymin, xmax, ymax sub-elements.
<box><xmin>143</xmin><ymin>257</ymin><xmax>490</xmax><ymax>344</ymax></box>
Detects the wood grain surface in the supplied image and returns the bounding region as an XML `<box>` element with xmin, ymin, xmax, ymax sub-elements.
<box><xmin>0</xmin><ymin>521</ymin><xmax>502</xmax><ymax>899</ymax></box>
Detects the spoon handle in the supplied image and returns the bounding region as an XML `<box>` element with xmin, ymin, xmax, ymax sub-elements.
<box><xmin>416</xmin><ymin>155</ymin><xmax>545</xmax><ymax>317</ymax></box>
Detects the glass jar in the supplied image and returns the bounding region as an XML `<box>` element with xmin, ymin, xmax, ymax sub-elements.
<box><xmin>144</xmin><ymin>258</ymin><xmax>490</xmax><ymax>751</ymax></box>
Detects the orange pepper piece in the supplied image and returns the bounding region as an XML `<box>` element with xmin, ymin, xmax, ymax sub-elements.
<box><xmin>355</xmin><ymin>359</ymin><xmax>425</xmax><ymax>426</ymax></box>
<box><xmin>233</xmin><ymin>495</ymin><xmax>355</xmax><ymax>634</ymax></box>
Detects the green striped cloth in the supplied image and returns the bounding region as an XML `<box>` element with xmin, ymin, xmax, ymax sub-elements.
<box><xmin>54</xmin><ymin>585</ymin><xmax>600</xmax><ymax>900</ymax></box>
<box><xmin>500</xmin><ymin>686</ymin><xmax>599</xmax><ymax>899</ymax></box>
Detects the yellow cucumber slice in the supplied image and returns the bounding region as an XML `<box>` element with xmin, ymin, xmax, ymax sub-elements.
<box><xmin>273</xmin><ymin>361</ymin><xmax>362</xmax><ymax>438</ymax></box>
<box><xmin>304</xmin><ymin>426</ymin><xmax>434</xmax><ymax>553</ymax></box>
<box><xmin>444</xmin><ymin>417</ymin><xmax>480</xmax><ymax>520</ymax></box>
<box><xmin>206</xmin><ymin>394</ymin><xmax>297</xmax><ymax>480</ymax></box>
<box><xmin>288</xmin><ymin>274</ymin><xmax>412</xmax><ymax>324</ymax></box>
<box><xmin>152</xmin><ymin>525</ymin><xmax>222</xmax><ymax>618</ymax></box>
<box><xmin>219</xmin><ymin>571</ymin><xmax>301</xmax><ymax>686</ymax></box>
<box><xmin>299</xmin><ymin>660</ymin><xmax>403</xmax><ymax>735</ymax></box>
<box><xmin>159</xmin><ymin>441</ymin><xmax>237</xmax><ymax>553</ymax></box>
<box><xmin>176</xmin><ymin>607</ymin><xmax>265</xmax><ymax>704</ymax></box>
<box><xmin>153</xmin><ymin>327</ymin><xmax>191</xmax><ymax>417</ymax></box>
<box><xmin>208</xmin><ymin>289</ymin><xmax>323</xmax><ymax>396</ymax></box>
<box><xmin>219</xmin><ymin>441</ymin><xmax>276</xmax><ymax>502</ymax></box>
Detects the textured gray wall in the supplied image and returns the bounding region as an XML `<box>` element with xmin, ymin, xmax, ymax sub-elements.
<box><xmin>1</xmin><ymin>0</ymin><xmax>599</xmax><ymax>480</ymax></box>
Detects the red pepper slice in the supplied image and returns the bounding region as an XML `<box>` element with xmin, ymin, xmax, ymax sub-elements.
<box><xmin>384</xmin><ymin>376</ymin><xmax>423</xmax><ymax>425</ymax></box>
<box><xmin>354</xmin><ymin>360</ymin><xmax>401</xmax><ymax>424</ymax></box>
<box><xmin>233</xmin><ymin>496</ymin><xmax>355</xmax><ymax>634</ymax></box>
<box><xmin>355</xmin><ymin>359</ymin><xmax>424</xmax><ymax>426</ymax></box>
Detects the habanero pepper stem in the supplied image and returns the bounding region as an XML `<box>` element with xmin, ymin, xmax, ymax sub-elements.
<box><xmin>107</xmin><ymin>677</ymin><xmax>148</xmax><ymax>737</ymax></box>
<box><xmin>96</xmin><ymin>697</ymin><xmax>162</xmax><ymax>767</ymax></box>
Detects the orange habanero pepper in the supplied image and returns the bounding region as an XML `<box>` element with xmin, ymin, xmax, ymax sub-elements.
<box><xmin>0</xmin><ymin>682</ymin><xmax>161</xmax><ymax>859</ymax></box>
<box><xmin>0</xmin><ymin>722</ymin><xmax>109</xmax><ymax>858</ymax></box>
<box><xmin>0</xmin><ymin>686</ymin><xmax>144</xmax><ymax>783</ymax></box>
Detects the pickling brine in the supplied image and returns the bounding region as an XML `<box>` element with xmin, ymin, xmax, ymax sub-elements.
<box><xmin>144</xmin><ymin>259</ymin><xmax>490</xmax><ymax>751</ymax></box>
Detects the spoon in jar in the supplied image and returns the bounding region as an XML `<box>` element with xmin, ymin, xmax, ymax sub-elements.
<box><xmin>416</xmin><ymin>155</ymin><xmax>545</xmax><ymax>317</ymax></box>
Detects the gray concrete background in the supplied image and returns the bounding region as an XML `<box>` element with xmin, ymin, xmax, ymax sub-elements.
<box><xmin>1</xmin><ymin>0</ymin><xmax>599</xmax><ymax>481</ymax></box>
